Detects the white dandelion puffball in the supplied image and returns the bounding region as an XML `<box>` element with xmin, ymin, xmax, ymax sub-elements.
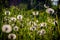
<box><xmin>8</xmin><ymin>33</ymin><xmax>16</xmax><ymax>39</ymax></box>
<box><xmin>17</xmin><ymin>15</ymin><xmax>23</xmax><ymax>20</ymax></box>
<box><xmin>44</xmin><ymin>4</ymin><xmax>49</xmax><ymax>8</ymax></box>
<box><xmin>40</xmin><ymin>22</ymin><xmax>47</xmax><ymax>27</ymax></box>
<box><xmin>5</xmin><ymin>11</ymin><xmax>10</xmax><ymax>15</ymax></box>
<box><xmin>46</xmin><ymin>8</ymin><xmax>54</xmax><ymax>14</ymax></box>
<box><xmin>32</xmin><ymin>11</ymin><xmax>39</xmax><ymax>16</ymax></box>
<box><xmin>38</xmin><ymin>29</ymin><xmax>46</xmax><ymax>35</ymax></box>
<box><xmin>13</xmin><ymin>26</ymin><xmax>19</xmax><ymax>31</ymax></box>
<box><xmin>10</xmin><ymin>17</ymin><xmax>16</xmax><ymax>22</ymax></box>
<box><xmin>2</xmin><ymin>24</ymin><xmax>12</xmax><ymax>33</ymax></box>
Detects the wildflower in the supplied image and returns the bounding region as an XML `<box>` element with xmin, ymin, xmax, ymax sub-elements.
<box><xmin>46</xmin><ymin>8</ymin><xmax>54</xmax><ymax>14</ymax></box>
<box><xmin>17</xmin><ymin>15</ymin><xmax>23</xmax><ymax>20</ymax></box>
<box><xmin>30</xmin><ymin>26</ymin><xmax>36</xmax><ymax>31</ymax></box>
<box><xmin>13</xmin><ymin>26</ymin><xmax>19</xmax><ymax>31</ymax></box>
<box><xmin>2</xmin><ymin>24</ymin><xmax>12</xmax><ymax>33</ymax></box>
<box><xmin>37</xmin><ymin>29</ymin><xmax>46</xmax><ymax>35</ymax></box>
<box><xmin>3</xmin><ymin>17</ymin><xmax>8</xmax><ymax>22</ymax></box>
<box><xmin>32</xmin><ymin>11</ymin><xmax>39</xmax><ymax>16</ymax></box>
<box><xmin>40</xmin><ymin>22</ymin><xmax>47</xmax><ymax>27</ymax></box>
<box><xmin>10</xmin><ymin>17</ymin><xmax>16</xmax><ymax>22</ymax></box>
<box><xmin>36</xmin><ymin>11</ymin><xmax>39</xmax><ymax>15</ymax></box>
<box><xmin>33</xmin><ymin>22</ymin><xmax>37</xmax><ymax>26</ymax></box>
<box><xmin>53</xmin><ymin>20</ymin><xmax>58</xmax><ymax>26</ymax></box>
<box><xmin>29</xmin><ymin>21</ymin><xmax>37</xmax><ymax>26</ymax></box>
<box><xmin>5</xmin><ymin>10</ymin><xmax>10</xmax><ymax>15</ymax></box>
<box><xmin>8</xmin><ymin>33</ymin><xmax>16</xmax><ymax>39</ymax></box>
<box><xmin>44</xmin><ymin>4</ymin><xmax>49</xmax><ymax>8</ymax></box>
<box><xmin>29</xmin><ymin>21</ymin><xmax>33</xmax><ymax>25</ymax></box>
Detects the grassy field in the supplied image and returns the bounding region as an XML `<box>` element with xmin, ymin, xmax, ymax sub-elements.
<box><xmin>0</xmin><ymin>6</ymin><xmax>60</xmax><ymax>40</ymax></box>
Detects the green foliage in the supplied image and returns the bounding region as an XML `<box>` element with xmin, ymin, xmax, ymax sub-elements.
<box><xmin>0</xmin><ymin>6</ymin><xmax>59</xmax><ymax>40</ymax></box>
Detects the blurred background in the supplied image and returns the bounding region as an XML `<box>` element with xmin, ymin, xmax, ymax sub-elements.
<box><xmin>0</xmin><ymin>0</ymin><xmax>60</xmax><ymax>17</ymax></box>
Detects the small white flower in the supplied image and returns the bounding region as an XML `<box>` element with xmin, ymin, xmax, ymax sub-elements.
<box><xmin>53</xmin><ymin>20</ymin><xmax>58</xmax><ymax>25</ymax></box>
<box><xmin>37</xmin><ymin>29</ymin><xmax>46</xmax><ymax>35</ymax></box>
<box><xmin>17</xmin><ymin>15</ymin><xmax>23</xmax><ymax>20</ymax></box>
<box><xmin>8</xmin><ymin>33</ymin><xmax>16</xmax><ymax>39</ymax></box>
<box><xmin>36</xmin><ymin>11</ymin><xmax>39</xmax><ymax>15</ymax></box>
<box><xmin>29</xmin><ymin>21</ymin><xmax>37</xmax><ymax>26</ymax></box>
<box><xmin>44</xmin><ymin>4</ymin><xmax>49</xmax><ymax>8</ymax></box>
<box><xmin>33</xmin><ymin>23</ymin><xmax>37</xmax><ymax>27</ymax></box>
<box><xmin>33</xmin><ymin>22</ymin><xmax>37</xmax><ymax>26</ymax></box>
<box><xmin>5</xmin><ymin>11</ymin><xmax>10</xmax><ymax>15</ymax></box>
<box><xmin>46</xmin><ymin>8</ymin><xmax>54</xmax><ymax>14</ymax></box>
<box><xmin>30</xmin><ymin>27</ymin><xmax>36</xmax><ymax>31</ymax></box>
<box><xmin>4</xmin><ymin>17</ymin><xmax>8</xmax><ymax>21</ymax></box>
<box><xmin>2</xmin><ymin>24</ymin><xmax>12</xmax><ymax>33</ymax></box>
<box><xmin>13</xmin><ymin>26</ymin><xmax>19</xmax><ymax>31</ymax></box>
<box><xmin>32</xmin><ymin>11</ymin><xmax>39</xmax><ymax>16</ymax></box>
<box><xmin>29</xmin><ymin>21</ymin><xmax>33</xmax><ymax>25</ymax></box>
<box><xmin>40</xmin><ymin>22</ymin><xmax>47</xmax><ymax>27</ymax></box>
<box><xmin>10</xmin><ymin>17</ymin><xmax>16</xmax><ymax>22</ymax></box>
<box><xmin>40</xmin><ymin>23</ymin><xmax>44</xmax><ymax>27</ymax></box>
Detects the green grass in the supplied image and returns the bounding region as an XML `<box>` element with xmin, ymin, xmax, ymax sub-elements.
<box><xmin>0</xmin><ymin>6</ymin><xmax>60</xmax><ymax>40</ymax></box>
